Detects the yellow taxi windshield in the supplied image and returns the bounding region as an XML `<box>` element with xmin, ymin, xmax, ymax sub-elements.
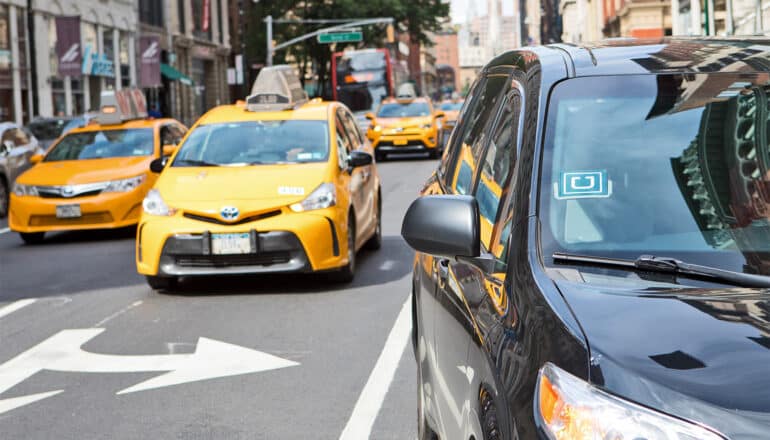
<box><xmin>376</xmin><ymin>102</ymin><xmax>431</xmax><ymax>118</ymax></box>
<box><xmin>44</xmin><ymin>128</ymin><xmax>154</xmax><ymax>161</ymax></box>
<box><xmin>172</xmin><ymin>120</ymin><xmax>329</xmax><ymax>167</ymax></box>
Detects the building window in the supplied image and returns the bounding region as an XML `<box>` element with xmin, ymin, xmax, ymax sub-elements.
<box><xmin>139</xmin><ymin>0</ymin><xmax>164</xmax><ymax>28</ymax></box>
<box><xmin>178</xmin><ymin>0</ymin><xmax>186</xmax><ymax>34</ymax></box>
<box><xmin>217</xmin><ymin>0</ymin><xmax>223</xmax><ymax>44</ymax></box>
<box><xmin>192</xmin><ymin>0</ymin><xmax>212</xmax><ymax>41</ymax></box>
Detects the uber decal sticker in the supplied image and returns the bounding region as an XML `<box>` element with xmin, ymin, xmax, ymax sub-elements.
<box><xmin>278</xmin><ymin>186</ymin><xmax>305</xmax><ymax>196</ymax></box>
<box><xmin>554</xmin><ymin>170</ymin><xmax>612</xmax><ymax>199</ymax></box>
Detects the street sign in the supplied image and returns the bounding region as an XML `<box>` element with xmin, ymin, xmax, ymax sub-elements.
<box><xmin>0</xmin><ymin>328</ymin><xmax>299</xmax><ymax>414</ymax></box>
<box><xmin>317</xmin><ymin>32</ymin><xmax>363</xmax><ymax>44</ymax></box>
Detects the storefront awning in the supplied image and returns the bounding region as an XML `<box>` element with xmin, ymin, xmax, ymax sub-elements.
<box><xmin>161</xmin><ymin>63</ymin><xmax>194</xmax><ymax>86</ymax></box>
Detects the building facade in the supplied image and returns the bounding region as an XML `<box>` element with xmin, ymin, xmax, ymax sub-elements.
<box><xmin>0</xmin><ymin>0</ymin><xmax>32</xmax><ymax>123</ymax></box>
<box><xmin>434</xmin><ymin>30</ymin><xmax>460</xmax><ymax>91</ymax></box>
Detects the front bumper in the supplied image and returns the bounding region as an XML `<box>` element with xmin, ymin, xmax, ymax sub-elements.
<box><xmin>136</xmin><ymin>207</ymin><xmax>350</xmax><ymax>276</ymax></box>
<box><xmin>9</xmin><ymin>190</ymin><xmax>145</xmax><ymax>233</ymax></box>
<box><xmin>369</xmin><ymin>129</ymin><xmax>439</xmax><ymax>152</ymax></box>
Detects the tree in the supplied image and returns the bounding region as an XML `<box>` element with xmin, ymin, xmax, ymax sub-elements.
<box><xmin>243</xmin><ymin>0</ymin><xmax>449</xmax><ymax>98</ymax></box>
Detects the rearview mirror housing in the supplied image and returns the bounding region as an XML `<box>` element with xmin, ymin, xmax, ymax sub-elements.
<box><xmin>401</xmin><ymin>195</ymin><xmax>480</xmax><ymax>258</ymax></box>
<box><xmin>365</xmin><ymin>112</ymin><xmax>375</xmax><ymax>120</ymax></box>
<box><xmin>434</xmin><ymin>111</ymin><xmax>446</xmax><ymax>119</ymax></box>
<box><xmin>348</xmin><ymin>150</ymin><xmax>373</xmax><ymax>169</ymax></box>
<box><xmin>150</xmin><ymin>156</ymin><xmax>168</xmax><ymax>173</ymax></box>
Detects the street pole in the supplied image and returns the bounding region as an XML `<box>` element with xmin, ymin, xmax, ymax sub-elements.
<box><xmin>726</xmin><ymin>0</ymin><xmax>735</xmax><ymax>35</ymax></box>
<box><xmin>756</xmin><ymin>0</ymin><xmax>763</xmax><ymax>33</ymax></box>
<box><xmin>266</xmin><ymin>15</ymin><xmax>273</xmax><ymax>67</ymax></box>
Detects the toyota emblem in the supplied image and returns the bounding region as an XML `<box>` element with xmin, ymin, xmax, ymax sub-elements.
<box><xmin>220</xmin><ymin>206</ymin><xmax>239</xmax><ymax>221</ymax></box>
<box><xmin>62</xmin><ymin>186</ymin><xmax>75</xmax><ymax>197</ymax></box>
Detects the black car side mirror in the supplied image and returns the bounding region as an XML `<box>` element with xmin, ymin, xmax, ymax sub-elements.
<box><xmin>348</xmin><ymin>150</ymin><xmax>373</xmax><ymax>169</ymax></box>
<box><xmin>402</xmin><ymin>195</ymin><xmax>480</xmax><ymax>258</ymax></box>
<box><xmin>150</xmin><ymin>156</ymin><xmax>168</xmax><ymax>173</ymax></box>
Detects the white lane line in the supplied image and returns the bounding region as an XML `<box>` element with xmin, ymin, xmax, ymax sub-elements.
<box><xmin>339</xmin><ymin>295</ymin><xmax>412</xmax><ymax>440</ymax></box>
<box><xmin>0</xmin><ymin>299</ymin><xmax>37</xmax><ymax>320</ymax></box>
<box><xmin>0</xmin><ymin>227</ymin><xmax>9</xmax><ymax>235</ymax></box>
<box><xmin>93</xmin><ymin>300</ymin><xmax>143</xmax><ymax>327</ymax></box>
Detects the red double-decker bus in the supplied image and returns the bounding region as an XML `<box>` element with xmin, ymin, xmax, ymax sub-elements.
<box><xmin>331</xmin><ymin>48</ymin><xmax>407</xmax><ymax>112</ymax></box>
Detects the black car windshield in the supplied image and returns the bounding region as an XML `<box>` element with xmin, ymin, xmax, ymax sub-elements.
<box><xmin>27</xmin><ymin>118</ymin><xmax>69</xmax><ymax>140</ymax></box>
<box><xmin>44</xmin><ymin>128</ymin><xmax>154</xmax><ymax>161</ymax></box>
<box><xmin>377</xmin><ymin>102</ymin><xmax>431</xmax><ymax>118</ymax></box>
<box><xmin>540</xmin><ymin>74</ymin><xmax>770</xmax><ymax>275</ymax></box>
<box><xmin>172</xmin><ymin>120</ymin><xmax>329</xmax><ymax>166</ymax></box>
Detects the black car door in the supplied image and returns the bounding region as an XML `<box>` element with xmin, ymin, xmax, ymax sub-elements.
<box><xmin>431</xmin><ymin>71</ymin><xmax>513</xmax><ymax>438</ymax></box>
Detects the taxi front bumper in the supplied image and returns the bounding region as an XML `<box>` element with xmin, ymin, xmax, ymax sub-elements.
<box><xmin>369</xmin><ymin>129</ymin><xmax>439</xmax><ymax>152</ymax></box>
<box><xmin>9</xmin><ymin>190</ymin><xmax>145</xmax><ymax>233</ymax></box>
<box><xmin>136</xmin><ymin>207</ymin><xmax>349</xmax><ymax>277</ymax></box>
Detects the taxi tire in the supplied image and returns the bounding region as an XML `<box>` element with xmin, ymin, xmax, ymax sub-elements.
<box><xmin>364</xmin><ymin>191</ymin><xmax>382</xmax><ymax>251</ymax></box>
<box><xmin>20</xmin><ymin>232</ymin><xmax>45</xmax><ymax>245</ymax></box>
<box><xmin>146</xmin><ymin>275</ymin><xmax>178</xmax><ymax>292</ymax></box>
<box><xmin>331</xmin><ymin>215</ymin><xmax>356</xmax><ymax>283</ymax></box>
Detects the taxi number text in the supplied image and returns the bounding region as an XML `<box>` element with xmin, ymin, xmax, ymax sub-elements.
<box><xmin>211</xmin><ymin>233</ymin><xmax>252</xmax><ymax>255</ymax></box>
<box><xmin>56</xmin><ymin>204</ymin><xmax>82</xmax><ymax>219</ymax></box>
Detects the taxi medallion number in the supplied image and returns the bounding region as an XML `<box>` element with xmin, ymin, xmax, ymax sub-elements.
<box><xmin>56</xmin><ymin>204</ymin><xmax>81</xmax><ymax>219</ymax></box>
<box><xmin>211</xmin><ymin>233</ymin><xmax>252</xmax><ymax>255</ymax></box>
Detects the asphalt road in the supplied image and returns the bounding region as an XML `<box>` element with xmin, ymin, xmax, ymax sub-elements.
<box><xmin>0</xmin><ymin>156</ymin><xmax>436</xmax><ymax>440</ymax></box>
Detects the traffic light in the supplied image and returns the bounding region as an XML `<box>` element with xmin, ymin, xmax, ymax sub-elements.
<box><xmin>386</xmin><ymin>24</ymin><xmax>395</xmax><ymax>43</ymax></box>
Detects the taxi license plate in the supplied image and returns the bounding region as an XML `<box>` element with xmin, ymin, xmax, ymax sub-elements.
<box><xmin>211</xmin><ymin>233</ymin><xmax>251</xmax><ymax>255</ymax></box>
<box><xmin>394</xmin><ymin>139</ymin><xmax>408</xmax><ymax>146</ymax></box>
<box><xmin>56</xmin><ymin>204</ymin><xmax>81</xmax><ymax>219</ymax></box>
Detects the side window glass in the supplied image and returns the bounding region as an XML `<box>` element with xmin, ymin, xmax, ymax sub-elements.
<box><xmin>336</xmin><ymin>120</ymin><xmax>352</xmax><ymax>169</ymax></box>
<box><xmin>342</xmin><ymin>110</ymin><xmax>364</xmax><ymax>146</ymax></box>
<box><xmin>443</xmin><ymin>75</ymin><xmax>509</xmax><ymax>195</ymax></box>
<box><xmin>477</xmin><ymin>90</ymin><xmax>522</xmax><ymax>254</ymax></box>
<box><xmin>160</xmin><ymin>125</ymin><xmax>174</xmax><ymax>146</ymax></box>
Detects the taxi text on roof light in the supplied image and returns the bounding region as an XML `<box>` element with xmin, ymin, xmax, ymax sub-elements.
<box><xmin>245</xmin><ymin>65</ymin><xmax>308</xmax><ymax>112</ymax></box>
<box><xmin>97</xmin><ymin>88</ymin><xmax>149</xmax><ymax>125</ymax></box>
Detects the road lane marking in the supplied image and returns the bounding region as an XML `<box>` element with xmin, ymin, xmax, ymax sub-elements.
<box><xmin>93</xmin><ymin>300</ymin><xmax>143</xmax><ymax>327</ymax></box>
<box><xmin>339</xmin><ymin>295</ymin><xmax>412</xmax><ymax>440</ymax></box>
<box><xmin>0</xmin><ymin>227</ymin><xmax>9</xmax><ymax>235</ymax></box>
<box><xmin>0</xmin><ymin>298</ymin><xmax>37</xmax><ymax>320</ymax></box>
<box><xmin>0</xmin><ymin>328</ymin><xmax>300</xmax><ymax>414</ymax></box>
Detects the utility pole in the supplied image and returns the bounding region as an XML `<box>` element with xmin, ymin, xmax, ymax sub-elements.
<box><xmin>266</xmin><ymin>15</ymin><xmax>273</xmax><ymax>67</ymax></box>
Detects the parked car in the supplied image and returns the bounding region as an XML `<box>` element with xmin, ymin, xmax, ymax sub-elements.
<box><xmin>0</xmin><ymin>122</ymin><xmax>41</xmax><ymax>217</ymax></box>
<box><xmin>25</xmin><ymin>116</ymin><xmax>73</xmax><ymax>150</ymax></box>
<box><xmin>402</xmin><ymin>37</ymin><xmax>770</xmax><ymax>440</ymax></box>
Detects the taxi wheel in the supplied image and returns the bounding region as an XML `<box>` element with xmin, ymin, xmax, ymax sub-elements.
<box><xmin>0</xmin><ymin>177</ymin><xmax>7</xmax><ymax>218</ymax></box>
<box><xmin>364</xmin><ymin>191</ymin><xmax>382</xmax><ymax>251</ymax></box>
<box><xmin>331</xmin><ymin>216</ymin><xmax>356</xmax><ymax>283</ymax></box>
<box><xmin>145</xmin><ymin>275</ymin><xmax>178</xmax><ymax>292</ymax></box>
<box><xmin>20</xmin><ymin>232</ymin><xmax>45</xmax><ymax>245</ymax></box>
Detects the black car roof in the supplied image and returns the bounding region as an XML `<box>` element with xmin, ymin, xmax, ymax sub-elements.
<box><xmin>544</xmin><ymin>37</ymin><xmax>770</xmax><ymax>77</ymax></box>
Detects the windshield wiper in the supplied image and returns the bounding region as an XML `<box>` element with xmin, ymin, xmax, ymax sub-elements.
<box><xmin>552</xmin><ymin>252</ymin><xmax>770</xmax><ymax>288</ymax></box>
<box><xmin>174</xmin><ymin>159</ymin><xmax>219</xmax><ymax>167</ymax></box>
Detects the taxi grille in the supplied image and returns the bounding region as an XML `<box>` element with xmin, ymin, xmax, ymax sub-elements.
<box><xmin>29</xmin><ymin>212</ymin><xmax>114</xmax><ymax>226</ymax></box>
<box><xmin>183</xmin><ymin>210</ymin><xmax>281</xmax><ymax>226</ymax></box>
<box><xmin>38</xmin><ymin>189</ymin><xmax>103</xmax><ymax>199</ymax></box>
<box><xmin>174</xmin><ymin>251</ymin><xmax>292</xmax><ymax>268</ymax></box>
<box><xmin>378</xmin><ymin>139</ymin><xmax>427</xmax><ymax>148</ymax></box>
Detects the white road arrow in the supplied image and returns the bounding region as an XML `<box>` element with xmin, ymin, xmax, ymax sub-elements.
<box><xmin>0</xmin><ymin>328</ymin><xmax>299</xmax><ymax>414</ymax></box>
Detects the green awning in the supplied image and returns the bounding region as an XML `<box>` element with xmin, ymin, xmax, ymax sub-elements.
<box><xmin>161</xmin><ymin>63</ymin><xmax>194</xmax><ymax>86</ymax></box>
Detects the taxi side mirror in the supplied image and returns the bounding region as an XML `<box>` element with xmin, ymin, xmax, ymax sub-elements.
<box><xmin>365</xmin><ymin>112</ymin><xmax>375</xmax><ymax>120</ymax></box>
<box><xmin>150</xmin><ymin>156</ymin><xmax>168</xmax><ymax>173</ymax></box>
<box><xmin>162</xmin><ymin>144</ymin><xmax>177</xmax><ymax>157</ymax></box>
<box><xmin>434</xmin><ymin>111</ymin><xmax>445</xmax><ymax>119</ymax></box>
<box><xmin>348</xmin><ymin>150</ymin><xmax>373</xmax><ymax>169</ymax></box>
<box><xmin>29</xmin><ymin>153</ymin><xmax>43</xmax><ymax>164</ymax></box>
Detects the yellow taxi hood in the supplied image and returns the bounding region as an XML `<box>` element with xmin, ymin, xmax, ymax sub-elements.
<box><xmin>156</xmin><ymin>162</ymin><xmax>330</xmax><ymax>203</ymax></box>
<box><xmin>17</xmin><ymin>156</ymin><xmax>151</xmax><ymax>185</ymax></box>
<box><xmin>377</xmin><ymin>116</ymin><xmax>432</xmax><ymax>128</ymax></box>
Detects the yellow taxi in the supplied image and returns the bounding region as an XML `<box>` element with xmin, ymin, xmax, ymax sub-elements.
<box><xmin>365</xmin><ymin>96</ymin><xmax>444</xmax><ymax>160</ymax></box>
<box><xmin>9</xmin><ymin>89</ymin><xmax>187</xmax><ymax>244</ymax></box>
<box><xmin>136</xmin><ymin>65</ymin><xmax>381</xmax><ymax>290</ymax></box>
<box><xmin>436</xmin><ymin>99</ymin><xmax>463</xmax><ymax>148</ymax></box>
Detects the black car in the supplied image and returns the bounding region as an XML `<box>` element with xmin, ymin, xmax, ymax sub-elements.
<box><xmin>402</xmin><ymin>38</ymin><xmax>770</xmax><ymax>440</ymax></box>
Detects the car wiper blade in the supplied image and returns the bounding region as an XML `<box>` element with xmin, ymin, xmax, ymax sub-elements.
<box><xmin>174</xmin><ymin>159</ymin><xmax>219</xmax><ymax>167</ymax></box>
<box><xmin>552</xmin><ymin>252</ymin><xmax>770</xmax><ymax>288</ymax></box>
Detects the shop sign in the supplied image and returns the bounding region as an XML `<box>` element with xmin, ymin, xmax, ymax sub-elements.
<box><xmin>81</xmin><ymin>44</ymin><xmax>114</xmax><ymax>77</ymax></box>
<box><xmin>139</xmin><ymin>36</ymin><xmax>161</xmax><ymax>87</ymax></box>
<box><xmin>55</xmin><ymin>16</ymin><xmax>82</xmax><ymax>77</ymax></box>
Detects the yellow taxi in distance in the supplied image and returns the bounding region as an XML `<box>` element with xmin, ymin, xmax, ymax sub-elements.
<box><xmin>9</xmin><ymin>89</ymin><xmax>187</xmax><ymax>244</ymax></box>
<box><xmin>437</xmin><ymin>99</ymin><xmax>463</xmax><ymax>147</ymax></box>
<box><xmin>365</xmin><ymin>96</ymin><xmax>445</xmax><ymax>160</ymax></box>
<box><xmin>136</xmin><ymin>65</ymin><xmax>381</xmax><ymax>290</ymax></box>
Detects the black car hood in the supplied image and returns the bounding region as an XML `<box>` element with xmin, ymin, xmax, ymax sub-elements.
<box><xmin>555</xmin><ymin>279</ymin><xmax>770</xmax><ymax>439</ymax></box>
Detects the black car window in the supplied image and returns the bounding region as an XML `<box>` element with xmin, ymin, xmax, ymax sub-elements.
<box><xmin>477</xmin><ymin>89</ymin><xmax>522</xmax><ymax>250</ymax></box>
<box><xmin>441</xmin><ymin>74</ymin><xmax>509</xmax><ymax>195</ymax></box>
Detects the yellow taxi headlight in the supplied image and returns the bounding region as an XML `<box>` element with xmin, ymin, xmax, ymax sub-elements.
<box><xmin>290</xmin><ymin>182</ymin><xmax>336</xmax><ymax>212</ymax></box>
<box><xmin>421</xmin><ymin>123</ymin><xmax>433</xmax><ymax>130</ymax></box>
<box><xmin>372</xmin><ymin>125</ymin><xmax>382</xmax><ymax>132</ymax></box>
<box><xmin>13</xmin><ymin>183</ymin><xmax>38</xmax><ymax>197</ymax></box>
<box><xmin>142</xmin><ymin>189</ymin><xmax>176</xmax><ymax>216</ymax></box>
<box><xmin>536</xmin><ymin>363</ymin><xmax>725</xmax><ymax>440</ymax></box>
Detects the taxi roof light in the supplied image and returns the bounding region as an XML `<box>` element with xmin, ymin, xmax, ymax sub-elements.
<box><xmin>246</xmin><ymin>65</ymin><xmax>308</xmax><ymax>112</ymax></box>
<box><xmin>97</xmin><ymin>88</ymin><xmax>148</xmax><ymax>125</ymax></box>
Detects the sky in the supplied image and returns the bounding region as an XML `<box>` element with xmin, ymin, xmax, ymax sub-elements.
<box><xmin>450</xmin><ymin>0</ymin><xmax>516</xmax><ymax>24</ymax></box>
